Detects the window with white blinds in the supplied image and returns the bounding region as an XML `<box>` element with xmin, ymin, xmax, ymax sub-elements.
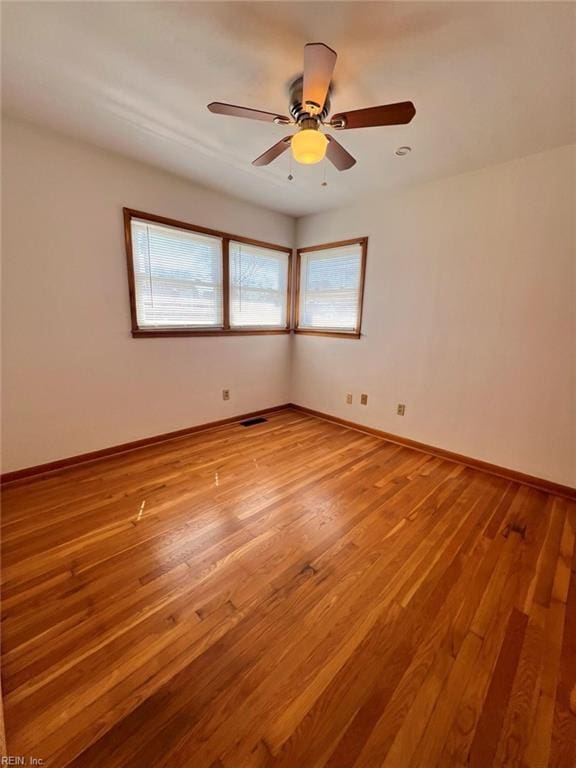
<box><xmin>131</xmin><ymin>218</ymin><xmax>223</xmax><ymax>328</ymax></box>
<box><xmin>125</xmin><ymin>210</ymin><xmax>292</xmax><ymax>335</ymax></box>
<box><xmin>297</xmin><ymin>240</ymin><xmax>366</xmax><ymax>334</ymax></box>
<box><xmin>230</xmin><ymin>241</ymin><xmax>289</xmax><ymax>328</ymax></box>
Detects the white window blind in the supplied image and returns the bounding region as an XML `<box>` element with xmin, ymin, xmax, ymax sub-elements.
<box><xmin>229</xmin><ymin>241</ymin><xmax>289</xmax><ymax>328</ymax></box>
<box><xmin>131</xmin><ymin>219</ymin><xmax>223</xmax><ymax>328</ymax></box>
<box><xmin>298</xmin><ymin>242</ymin><xmax>363</xmax><ymax>331</ymax></box>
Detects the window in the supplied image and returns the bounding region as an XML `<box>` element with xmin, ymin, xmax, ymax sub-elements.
<box><xmin>295</xmin><ymin>238</ymin><xmax>367</xmax><ymax>337</ymax></box>
<box><xmin>229</xmin><ymin>241</ymin><xmax>290</xmax><ymax>328</ymax></box>
<box><xmin>124</xmin><ymin>209</ymin><xmax>292</xmax><ymax>336</ymax></box>
<box><xmin>131</xmin><ymin>219</ymin><xmax>223</xmax><ymax>329</ymax></box>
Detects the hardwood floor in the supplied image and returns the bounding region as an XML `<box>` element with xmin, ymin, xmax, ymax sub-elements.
<box><xmin>1</xmin><ymin>408</ymin><xmax>575</xmax><ymax>767</ymax></box>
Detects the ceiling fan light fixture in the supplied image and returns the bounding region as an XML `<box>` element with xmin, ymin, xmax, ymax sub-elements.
<box><xmin>291</xmin><ymin>128</ymin><xmax>328</xmax><ymax>165</ymax></box>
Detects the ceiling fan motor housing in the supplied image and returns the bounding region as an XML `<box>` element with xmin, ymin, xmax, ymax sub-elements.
<box><xmin>288</xmin><ymin>76</ymin><xmax>331</xmax><ymax>125</ymax></box>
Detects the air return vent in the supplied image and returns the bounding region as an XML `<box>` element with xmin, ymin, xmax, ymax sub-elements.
<box><xmin>240</xmin><ymin>417</ymin><xmax>268</xmax><ymax>427</ymax></box>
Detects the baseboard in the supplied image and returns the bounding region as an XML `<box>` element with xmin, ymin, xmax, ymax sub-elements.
<box><xmin>0</xmin><ymin>404</ymin><xmax>291</xmax><ymax>485</ymax></box>
<box><xmin>4</xmin><ymin>402</ymin><xmax>574</xmax><ymax>500</ymax></box>
<box><xmin>289</xmin><ymin>403</ymin><xmax>576</xmax><ymax>501</ymax></box>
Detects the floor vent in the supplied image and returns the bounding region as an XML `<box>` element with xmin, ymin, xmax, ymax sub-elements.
<box><xmin>240</xmin><ymin>417</ymin><xmax>268</xmax><ymax>427</ymax></box>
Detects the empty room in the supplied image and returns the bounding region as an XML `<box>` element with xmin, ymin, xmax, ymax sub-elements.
<box><xmin>1</xmin><ymin>1</ymin><xmax>575</xmax><ymax>766</ymax></box>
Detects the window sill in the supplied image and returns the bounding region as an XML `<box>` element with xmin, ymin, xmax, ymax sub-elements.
<box><xmin>132</xmin><ymin>328</ymin><xmax>360</xmax><ymax>339</ymax></box>
<box><xmin>293</xmin><ymin>329</ymin><xmax>361</xmax><ymax>339</ymax></box>
<box><xmin>132</xmin><ymin>328</ymin><xmax>292</xmax><ymax>338</ymax></box>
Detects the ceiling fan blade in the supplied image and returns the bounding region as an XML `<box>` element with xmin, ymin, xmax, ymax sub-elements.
<box><xmin>208</xmin><ymin>102</ymin><xmax>291</xmax><ymax>124</ymax></box>
<box><xmin>303</xmin><ymin>43</ymin><xmax>337</xmax><ymax>113</ymax></box>
<box><xmin>330</xmin><ymin>101</ymin><xmax>416</xmax><ymax>130</ymax></box>
<box><xmin>252</xmin><ymin>137</ymin><xmax>293</xmax><ymax>166</ymax></box>
<box><xmin>326</xmin><ymin>136</ymin><xmax>356</xmax><ymax>170</ymax></box>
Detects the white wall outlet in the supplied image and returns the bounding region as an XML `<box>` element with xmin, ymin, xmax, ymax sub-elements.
<box><xmin>222</xmin><ymin>389</ymin><xmax>230</xmax><ymax>401</ymax></box>
<box><xmin>360</xmin><ymin>394</ymin><xmax>368</xmax><ymax>405</ymax></box>
<box><xmin>346</xmin><ymin>393</ymin><xmax>353</xmax><ymax>405</ymax></box>
<box><xmin>397</xmin><ymin>403</ymin><xmax>406</xmax><ymax>416</ymax></box>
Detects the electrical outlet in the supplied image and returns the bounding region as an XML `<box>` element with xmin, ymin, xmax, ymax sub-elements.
<box><xmin>397</xmin><ymin>403</ymin><xmax>406</xmax><ymax>416</ymax></box>
<box><xmin>346</xmin><ymin>393</ymin><xmax>353</xmax><ymax>405</ymax></box>
<box><xmin>222</xmin><ymin>389</ymin><xmax>230</xmax><ymax>401</ymax></box>
<box><xmin>360</xmin><ymin>394</ymin><xmax>368</xmax><ymax>406</ymax></box>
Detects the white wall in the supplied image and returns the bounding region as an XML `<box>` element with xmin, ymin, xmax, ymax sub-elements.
<box><xmin>1</xmin><ymin>117</ymin><xmax>294</xmax><ymax>472</ymax></box>
<box><xmin>3</xmin><ymin>119</ymin><xmax>574</xmax><ymax>486</ymax></box>
<box><xmin>294</xmin><ymin>146</ymin><xmax>576</xmax><ymax>487</ymax></box>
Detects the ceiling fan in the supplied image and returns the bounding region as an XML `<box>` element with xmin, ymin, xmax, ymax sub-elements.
<box><xmin>207</xmin><ymin>42</ymin><xmax>415</xmax><ymax>171</ymax></box>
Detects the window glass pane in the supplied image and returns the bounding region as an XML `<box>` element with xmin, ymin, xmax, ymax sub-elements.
<box><xmin>131</xmin><ymin>219</ymin><xmax>223</xmax><ymax>328</ymax></box>
<box><xmin>229</xmin><ymin>241</ymin><xmax>289</xmax><ymax>327</ymax></box>
<box><xmin>298</xmin><ymin>243</ymin><xmax>363</xmax><ymax>331</ymax></box>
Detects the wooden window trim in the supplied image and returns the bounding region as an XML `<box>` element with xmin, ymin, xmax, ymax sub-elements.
<box><xmin>123</xmin><ymin>208</ymin><xmax>293</xmax><ymax>337</ymax></box>
<box><xmin>294</xmin><ymin>237</ymin><xmax>368</xmax><ymax>339</ymax></box>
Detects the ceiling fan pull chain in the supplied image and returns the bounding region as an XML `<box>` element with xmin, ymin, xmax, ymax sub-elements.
<box><xmin>321</xmin><ymin>160</ymin><xmax>328</xmax><ymax>187</ymax></box>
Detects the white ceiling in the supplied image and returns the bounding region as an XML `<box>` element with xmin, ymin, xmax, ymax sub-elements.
<box><xmin>2</xmin><ymin>2</ymin><xmax>575</xmax><ymax>217</ymax></box>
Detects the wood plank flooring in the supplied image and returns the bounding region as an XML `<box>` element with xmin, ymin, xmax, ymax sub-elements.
<box><xmin>1</xmin><ymin>408</ymin><xmax>575</xmax><ymax>767</ymax></box>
